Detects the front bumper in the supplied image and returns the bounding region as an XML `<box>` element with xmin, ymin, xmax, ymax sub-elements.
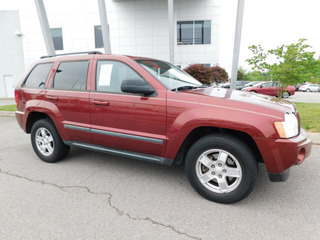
<box><xmin>254</xmin><ymin>128</ymin><xmax>312</xmax><ymax>182</ymax></box>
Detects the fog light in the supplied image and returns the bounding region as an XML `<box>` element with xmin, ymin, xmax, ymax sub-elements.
<box><xmin>297</xmin><ymin>148</ymin><xmax>305</xmax><ymax>164</ymax></box>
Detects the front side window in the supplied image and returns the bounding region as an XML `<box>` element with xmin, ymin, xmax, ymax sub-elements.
<box><xmin>52</xmin><ymin>61</ymin><xmax>89</xmax><ymax>90</ymax></box>
<box><xmin>96</xmin><ymin>61</ymin><xmax>144</xmax><ymax>93</ymax></box>
<box><xmin>50</xmin><ymin>28</ymin><xmax>64</xmax><ymax>50</ymax></box>
<box><xmin>177</xmin><ymin>20</ymin><xmax>211</xmax><ymax>45</ymax></box>
<box><xmin>261</xmin><ymin>82</ymin><xmax>273</xmax><ymax>88</ymax></box>
<box><xmin>136</xmin><ymin>59</ymin><xmax>202</xmax><ymax>90</ymax></box>
<box><xmin>23</xmin><ymin>63</ymin><xmax>53</xmax><ymax>89</ymax></box>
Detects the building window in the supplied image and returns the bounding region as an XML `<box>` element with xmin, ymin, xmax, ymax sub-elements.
<box><xmin>177</xmin><ymin>20</ymin><xmax>211</xmax><ymax>45</ymax></box>
<box><xmin>94</xmin><ymin>25</ymin><xmax>104</xmax><ymax>48</ymax></box>
<box><xmin>50</xmin><ymin>28</ymin><xmax>63</xmax><ymax>50</ymax></box>
<box><xmin>200</xmin><ymin>64</ymin><xmax>211</xmax><ymax>68</ymax></box>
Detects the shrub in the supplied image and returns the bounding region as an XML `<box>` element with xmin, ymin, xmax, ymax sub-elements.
<box><xmin>210</xmin><ymin>66</ymin><xmax>229</xmax><ymax>83</ymax></box>
<box><xmin>184</xmin><ymin>64</ymin><xmax>213</xmax><ymax>85</ymax></box>
<box><xmin>184</xmin><ymin>64</ymin><xmax>228</xmax><ymax>85</ymax></box>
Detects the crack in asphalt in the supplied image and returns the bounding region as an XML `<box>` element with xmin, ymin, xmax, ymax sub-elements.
<box><xmin>0</xmin><ymin>168</ymin><xmax>201</xmax><ymax>240</ymax></box>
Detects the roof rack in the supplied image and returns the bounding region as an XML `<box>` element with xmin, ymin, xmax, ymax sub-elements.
<box><xmin>40</xmin><ymin>51</ymin><xmax>103</xmax><ymax>59</ymax></box>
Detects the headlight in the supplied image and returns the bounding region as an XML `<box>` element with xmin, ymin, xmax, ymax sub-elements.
<box><xmin>274</xmin><ymin>113</ymin><xmax>299</xmax><ymax>138</ymax></box>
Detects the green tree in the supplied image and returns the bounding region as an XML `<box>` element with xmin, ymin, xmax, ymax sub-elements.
<box><xmin>237</xmin><ymin>68</ymin><xmax>244</xmax><ymax>80</ymax></box>
<box><xmin>243</xmin><ymin>71</ymin><xmax>268</xmax><ymax>81</ymax></box>
<box><xmin>247</xmin><ymin>39</ymin><xmax>317</xmax><ymax>97</ymax></box>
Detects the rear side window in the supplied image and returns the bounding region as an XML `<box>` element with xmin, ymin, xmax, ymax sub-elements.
<box><xmin>23</xmin><ymin>63</ymin><xmax>53</xmax><ymax>88</ymax></box>
<box><xmin>52</xmin><ymin>61</ymin><xmax>89</xmax><ymax>90</ymax></box>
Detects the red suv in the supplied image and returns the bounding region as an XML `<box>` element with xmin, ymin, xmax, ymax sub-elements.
<box><xmin>15</xmin><ymin>52</ymin><xmax>312</xmax><ymax>204</ymax></box>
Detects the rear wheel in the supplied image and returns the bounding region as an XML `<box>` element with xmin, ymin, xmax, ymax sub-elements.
<box><xmin>31</xmin><ymin>119</ymin><xmax>70</xmax><ymax>163</ymax></box>
<box><xmin>185</xmin><ymin>134</ymin><xmax>258</xmax><ymax>204</ymax></box>
<box><xmin>306</xmin><ymin>88</ymin><xmax>311</xmax><ymax>92</ymax></box>
<box><xmin>282</xmin><ymin>91</ymin><xmax>290</xmax><ymax>98</ymax></box>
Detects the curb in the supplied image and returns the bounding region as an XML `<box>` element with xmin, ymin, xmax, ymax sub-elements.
<box><xmin>0</xmin><ymin>111</ymin><xmax>319</xmax><ymax>145</ymax></box>
<box><xmin>0</xmin><ymin>111</ymin><xmax>15</xmax><ymax>117</ymax></box>
<box><xmin>307</xmin><ymin>132</ymin><xmax>320</xmax><ymax>146</ymax></box>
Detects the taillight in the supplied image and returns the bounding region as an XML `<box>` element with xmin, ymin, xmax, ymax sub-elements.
<box><xmin>15</xmin><ymin>90</ymin><xmax>20</xmax><ymax>106</ymax></box>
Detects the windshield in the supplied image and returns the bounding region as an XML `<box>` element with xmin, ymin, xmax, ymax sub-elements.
<box><xmin>135</xmin><ymin>59</ymin><xmax>202</xmax><ymax>90</ymax></box>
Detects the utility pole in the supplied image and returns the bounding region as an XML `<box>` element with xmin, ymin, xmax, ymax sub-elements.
<box><xmin>98</xmin><ymin>0</ymin><xmax>112</xmax><ymax>54</ymax></box>
<box><xmin>168</xmin><ymin>0</ymin><xmax>174</xmax><ymax>64</ymax></box>
<box><xmin>230</xmin><ymin>0</ymin><xmax>245</xmax><ymax>90</ymax></box>
<box><xmin>34</xmin><ymin>0</ymin><xmax>55</xmax><ymax>55</ymax></box>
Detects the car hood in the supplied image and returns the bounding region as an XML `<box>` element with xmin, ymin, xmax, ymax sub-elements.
<box><xmin>184</xmin><ymin>87</ymin><xmax>296</xmax><ymax>114</ymax></box>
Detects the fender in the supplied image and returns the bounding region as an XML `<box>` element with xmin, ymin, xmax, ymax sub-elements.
<box><xmin>24</xmin><ymin>100</ymin><xmax>69</xmax><ymax>140</ymax></box>
<box><xmin>164</xmin><ymin>106</ymin><xmax>279</xmax><ymax>160</ymax></box>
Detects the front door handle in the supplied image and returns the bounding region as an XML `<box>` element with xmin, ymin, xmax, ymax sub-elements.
<box><xmin>93</xmin><ymin>100</ymin><xmax>110</xmax><ymax>106</ymax></box>
<box><xmin>46</xmin><ymin>95</ymin><xmax>59</xmax><ymax>101</ymax></box>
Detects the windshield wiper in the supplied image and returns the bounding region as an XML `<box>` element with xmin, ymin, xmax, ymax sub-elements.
<box><xmin>171</xmin><ymin>85</ymin><xmax>206</xmax><ymax>92</ymax></box>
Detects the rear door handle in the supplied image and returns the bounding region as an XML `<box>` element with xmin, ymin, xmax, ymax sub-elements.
<box><xmin>93</xmin><ymin>100</ymin><xmax>110</xmax><ymax>106</ymax></box>
<box><xmin>46</xmin><ymin>95</ymin><xmax>59</xmax><ymax>101</ymax></box>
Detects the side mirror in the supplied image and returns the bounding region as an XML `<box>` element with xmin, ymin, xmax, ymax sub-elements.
<box><xmin>260</xmin><ymin>85</ymin><xmax>263</xmax><ymax>88</ymax></box>
<box><xmin>121</xmin><ymin>79</ymin><xmax>156</xmax><ymax>96</ymax></box>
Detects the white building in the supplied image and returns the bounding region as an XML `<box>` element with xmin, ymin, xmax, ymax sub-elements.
<box><xmin>0</xmin><ymin>0</ymin><xmax>221</xmax><ymax>98</ymax></box>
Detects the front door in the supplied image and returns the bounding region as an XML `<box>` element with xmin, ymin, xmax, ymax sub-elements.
<box><xmin>90</xmin><ymin>60</ymin><xmax>166</xmax><ymax>157</ymax></box>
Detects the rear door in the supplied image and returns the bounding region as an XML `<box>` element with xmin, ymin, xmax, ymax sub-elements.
<box><xmin>45</xmin><ymin>59</ymin><xmax>92</xmax><ymax>144</ymax></box>
<box><xmin>89</xmin><ymin>58</ymin><xmax>167</xmax><ymax>157</ymax></box>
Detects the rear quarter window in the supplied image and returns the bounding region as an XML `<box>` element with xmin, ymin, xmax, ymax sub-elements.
<box><xmin>23</xmin><ymin>63</ymin><xmax>53</xmax><ymax>88</ymax></box>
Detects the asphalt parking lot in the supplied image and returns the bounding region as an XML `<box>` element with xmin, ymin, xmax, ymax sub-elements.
<box><xmin>0</xmin><ymin>116</ymin><xmax>320</xmax><ymax>239</ymax></box>
<box><xmin>288</xmin><ymin>91</ymin><xmax>320</xmax><ymax>103</ymax></box>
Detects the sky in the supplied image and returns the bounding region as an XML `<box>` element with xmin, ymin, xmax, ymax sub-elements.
<box><xmin>220</xmin><ymin>0</ymin><xmax>320</xmax><ymax>73</ymax></box>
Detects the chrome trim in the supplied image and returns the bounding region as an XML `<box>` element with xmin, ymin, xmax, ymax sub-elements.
<box><xmin>91</xmin><ymin>129</ymin><xmax>163</xmax><ymax>144</ymax></box>
<box><xmin>15</xmin><ymin>111</ymin><xmax>25</xmax><ymax>115</ymax></box>
<box><xmin>64</xmin><ymin>141</ymin><xmax>172</xmax><ymax>166</ymax></box>
<box><xmin>63</xmin><ymin>124</ymin><xmax>164</xmax><ymax>144</ymax></box>
<box><xmin>64</xmin><ymin>124</ymin><xmax>91</xmax><ymax>132</ymax></box>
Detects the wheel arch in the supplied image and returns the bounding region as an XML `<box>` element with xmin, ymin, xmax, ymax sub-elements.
<box><xmin>26</xmin><ymin>111</ymin><xmax>52</xmax><ymax>133</ymax></box>
<box><xmin>173</xmin><ymin>127</ymin><xmax>263</xmax><ymax>166</ymax></box>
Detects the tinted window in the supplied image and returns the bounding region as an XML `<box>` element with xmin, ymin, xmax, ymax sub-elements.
<box><xmin>177</xmin><ymin>21</ymin><xmax>193</xmax><ymax>45</ymax></box>
<box><xmin>53</xmin><ymin>61</ymin><xmax>89</xmax><ymax>90</ymax></box>
<box><xmin>195</xmin><ymin>20</ymin><xmax>211</xmax><ymax>44</ymax></box>
<box><xmin>177</xmin><ymin>20</ymin><xmax>211</xmax><ymax>45</ymax></box>
<box><xmin>23</xmin><ymin>63</ymin><xmax>53</xmax><ymax>88</ymax></box>
<box><xmin>96</xmin><ymin>61</ymin><xmax>144</xmax><ymax>93</ymax></box>
<box><xmin>50</xmin><ymin>28</ymin><xmax>64</xmax><ymax>50</ymax></box>
<box><xmin>94</xmin><ymin>25</ymin><xmax>103</xmax><ymax>48</ymax></box>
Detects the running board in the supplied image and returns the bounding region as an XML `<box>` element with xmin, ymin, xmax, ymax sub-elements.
<box><xmin>64</xmin><ymin>141</ymin><xmax>173</xmax><ymax>166</ymax></box>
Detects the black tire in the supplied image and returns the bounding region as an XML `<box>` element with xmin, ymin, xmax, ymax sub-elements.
<box><xmin>185</xmin><ymin>134</ymin><xmax>258</xmax><ymax>204</ymax></box>
<box><xmin>250</xmin><ymin>90</ymin><xmax>257</xmax><ymax>93</ymax></box>
<box><xmin>306</xmin><ymin>88</ymin><xmax>311</xmax><ymax>92</ymax></box>
<box><xmin>31</xmin><ymin>119</ymin><xmax>70</xmax><ymax>163</ymax></box>
<box><xmin>282</xmin><ymin>91</ymin><xmax>290</xmax><ymax>98</ymax></box>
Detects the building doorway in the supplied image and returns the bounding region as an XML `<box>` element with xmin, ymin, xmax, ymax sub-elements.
<box><xmin>4</xmin><ymin>75</ymin><xmax>14</xmax><ymax>98</ymax></box>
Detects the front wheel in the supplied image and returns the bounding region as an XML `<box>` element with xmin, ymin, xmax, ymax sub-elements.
<box><xmin>185</xmin><ymin>134</ymin><xmax>258</xmax><ymax>204</ymax></box>
<box><xmin>31</xmin><ymin>119</ymin><xmax>70</xmax><ymax>163</ymax></box>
